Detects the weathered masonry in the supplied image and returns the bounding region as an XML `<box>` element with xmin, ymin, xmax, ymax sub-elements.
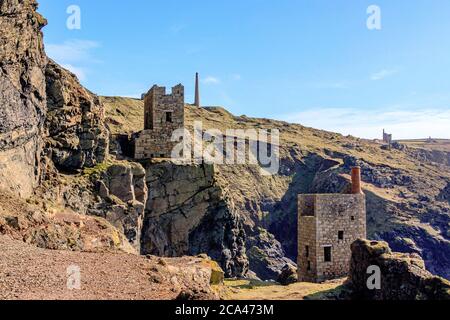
<box><xmin>132</xmin><ymin>84</ymin><xmax>185</xmax><ymax>159</ymax></box>
<box><xmin>297</xmin><ymin>167</ymin><xmax>366</xmax><ymax>283</ymax></box>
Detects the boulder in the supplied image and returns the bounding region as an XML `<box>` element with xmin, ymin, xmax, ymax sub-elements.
<box><xmin>277</xmin><ymin>264</ymin><xmax>298</xmax><ymax>285</ymax></box>
<box><xmin>349</xmin><ymin>239</ymin><xmax>450</xmax><ymax>300</ymax></box>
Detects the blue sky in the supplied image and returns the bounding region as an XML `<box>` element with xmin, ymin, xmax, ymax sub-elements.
<box><xmin>38</xmin><ymin>0</ymin><xmax>450</xmax><ymax>139</ymax></box>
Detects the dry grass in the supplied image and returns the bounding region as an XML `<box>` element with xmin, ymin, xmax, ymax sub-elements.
<box><xmin>101</xmin><ymin>96</ymin><xmax>144</xmax><ymax>134</ymax></box>
<box><xmin>397</xmin><ymin>139</ymin><xmax>450</xmax><ymax>152</ymax></box>
<box><xmin>102</xmin><ymin>97</ymin><xmax>448</xmax><ymax>175</ymax></box>
<box><xmin>222</xmin><ymin>278</ymin><xmax>346</xmax><ymax>300</ymax></box>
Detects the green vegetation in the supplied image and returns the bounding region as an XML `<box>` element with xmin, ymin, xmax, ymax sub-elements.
<box><xmin>82</xmin><ymin>161</ymin><xmax>112</xmax><ymax>177</ymax></box>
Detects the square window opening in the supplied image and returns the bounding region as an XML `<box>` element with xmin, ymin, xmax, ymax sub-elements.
<box><xmin>338</xmin><ymin>231</ymin><xmax>344</xmax><ymax>240</ymax></box>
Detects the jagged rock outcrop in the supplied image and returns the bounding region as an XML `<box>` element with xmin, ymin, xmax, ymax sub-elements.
<box><xmin>0</xmin><ymin>1</ymin><xmax>138</xmax><ymax>259</ymax></box>
<box><xmin>0</xmin><ymin>0</ymin><xmax>48</xmax><ymax>197</ymax></box>
<box><xmin>0</xmin><ymin>0</ymin><xmax>108</xmax><ymax>197</ymax></box>
<box><xmin>402</xmin><ymin>144</ymin><xmax>450</xmax><ymax>167</ymax></box>
<box><xmin>141</xmin><ymin>161</ymin><xmax>249</xmax><ymax>278</ymax></box>
<box><xmin>45</xmin><ymin>60</ymin><xmax>108</xmax><ymax>171</ymax></box>
<box><xmin>349</xmin><ymin>239</ymin><xmax>450</xmax><ymax>300</ymax></box>
<box><xmin>246</xmin><ymin>228</ymin><xmax>294</xmax><ymax>280</ymax></box>
<box><xmin>438</xmin><ymin>182</ymin><xmax>450</xmax><ymax>204</ymax></box>
<box><xmin>90</xmin><ymin>162</ymin><xmax>147</xmax><ymax>251</ymax></box>
<box><xmin>0</xmin><ymin>189</ymin><xmax>135</xmax><ymax>253</ymax></box>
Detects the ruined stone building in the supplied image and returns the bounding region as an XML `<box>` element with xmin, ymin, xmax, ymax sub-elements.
<box><xmin>130</xmin><ymin>73</ymin><xmax>202</xmax><ymax>160</ymax></box>
<box><xmin>383</xmin><ymin>129</ymin><xmax>393</xmax><ymax>144</ymax></box>
<box><xmin>132</xmin><ymin>84</ymin><xmax>185</xmax><ymax>159</ymax></box>
<box><xmin>297</xmin><ymin>167</ymin><xmax>366</xmax><ymax>283</ymax></box>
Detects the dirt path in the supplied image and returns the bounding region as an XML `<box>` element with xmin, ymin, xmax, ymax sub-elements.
<box><xmin>0</xmin><ymin>235</ymin><xmax>216</xmax><ymax>300</ymax></box>
<box><xmin>223</xmin><ymin>279</ymin><xmax>346</xmax><ymax>300</ymax></box>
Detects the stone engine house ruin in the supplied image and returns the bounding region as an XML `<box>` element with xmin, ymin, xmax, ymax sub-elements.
<box><xmin>383</xmin><ymin>129</ymin><xmax>393</xmax><ymax>145</ymax></box>
<box><xmin>297</xmin><ymin>167</ymin><xmax>367</xmax><ymax>283</ymax></box>
<box><xmin>132</xmin><ymin>84</ymin><xmax>185</xmax><ymax>159</ymax></box>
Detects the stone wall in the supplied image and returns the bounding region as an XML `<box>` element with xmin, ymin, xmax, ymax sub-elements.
<box><xmin>383</xmin><ymin>130</ymin><xmax>393</xmax><ymax>144</ymax></box>
<box><xmin>134</xmin><ymin>85</ymin><xmax>184</xmax><ymax>160</ymax></box>
<box><xmin>140</xmin><ymin>161</ymin><xmax>249</xmax><ymax>278</ymax></box>
<box><xmin>144</xmin><ymin>85</ymin><xmax>184</xmax><ymax>131</ymax></box>
<box><xmin>133</xmin><ymin>129</ymin><xmax>178</xmax><ymax>159</ymax></box>
<box><xmin>297</xmin><ymin>195</ymin><xmax>317</xmax><ymax>282</ymax></box>
<box><xmin>298</xmin><ymin>194</ymin><xmax>366</xmax><ymax>282</ymax></box>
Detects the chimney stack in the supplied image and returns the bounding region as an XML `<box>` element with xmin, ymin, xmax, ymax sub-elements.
<box><xmin>351</xmin><ymin>166</ymin><xmax>363</xmax><ymax>194</ymax></box>
<box><xmin>194</xmin><ymin>72</ymin><xmax>200</xmax><ymax>108</ymax></box>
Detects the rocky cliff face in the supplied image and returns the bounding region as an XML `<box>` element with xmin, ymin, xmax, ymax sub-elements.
<box><xmin>45</xmin><ymin>60</ymin><xmax>108</xmax><ymax>172</ymax></box>
<box><xmin>349</xmin><ymin>239</ymin><xmax>450</xmax><ymax>300</ymax></box>
<box><xmin>0</xmin><ymin>0</ymin><xmax>47</xmax><ymax>197</ymax></box>
<box><xmin>0</xmin><ymin>1</ymin><xmax>229</xmax><ymax>299</ymax></box>
<box><xmin>141</xmin><ymin>161</ymin><xmax>249</xmax><ymax>278</ymax></box>
<box><xmin>0</xmin><ymin>0</ymin><xmax>108</xmax><ymax>196</ymax></box>
<box><xmin>0</xmin><ymin>0</ymin><xmax>131</xmax><ymax>255</ymax></box>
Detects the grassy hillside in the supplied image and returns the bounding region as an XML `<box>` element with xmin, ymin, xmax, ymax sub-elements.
<box><xmin>397</xmin><ymin>139</ymin><xmax>450</xmax><ymax>152</ymax></box>
<box><xmin>102</xmin><ymin>96</ymin><xmax>450</xmax><ymax>280</ymax></box>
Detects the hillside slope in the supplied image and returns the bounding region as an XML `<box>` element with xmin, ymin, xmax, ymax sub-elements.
<box><xmin>103</xmin><ymin>97</ymin><xmax>450</xmax><ymax>280</ymax></box>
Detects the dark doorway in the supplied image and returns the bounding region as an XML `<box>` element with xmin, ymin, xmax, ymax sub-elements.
<box><xmin>166</xmin><ymin>111</ymin><xmax>173</xmax><ymax>123</ymax></box>
<box><xmin>324</xmin><ymin>246</ymin><xmax>332</xmax><ymax>262</ymax></box>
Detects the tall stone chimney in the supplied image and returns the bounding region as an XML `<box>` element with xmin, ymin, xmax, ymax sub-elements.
<box><xmin>351</xmin><ymin>166</ymin><xmax>363</xmax><ymax>194</ymax></box>
<box><xmin>194</xmin><ymin>72</ymin><xmax>200</xmax><ymax>107</ymax></box>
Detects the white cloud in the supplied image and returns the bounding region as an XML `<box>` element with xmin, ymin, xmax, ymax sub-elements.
<box><xmin>202</xmin><ymin>76</ymin><xmax>221</xmax><ymax>85</ymax></box>
<box><xmin>371</xmin><ymin>68</ymin><xmax>398</xmax><ymax>81</ymax></box>
<box><xmin>46</xmin><ymin>40</ymin><xmax>100</xmax><ymax>63</ymax></box>
<box><xmin>45</xmin><ymin>40</ymin><xmax>101</xmax><ymax>82</ymax></box>
<box><xmin>115</xmin><ymin>93</ymin><xmax>143</xmax><ymax>99</ymax></box>
<box><xmin>61</xmin><ymin>64</ymin><xmax>86</xmax><ymax>81</ymax></box>
<box><xmin>278</xmin><ymin>107</ymin><xmax>450</xmax><ymax>139</ymax></box>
